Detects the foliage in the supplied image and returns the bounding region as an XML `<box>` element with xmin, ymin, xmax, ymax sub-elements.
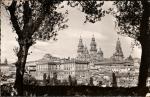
<box><xmin>47</xmin><ymin>74</ymin><xmax>50</xmax><ymax>84</ymax></box>
<box><xmin>2</xmin><ymin>0</ymin><xmax>69</xmax><ymax>95</ymax></box>
<box><xmin>1</xmin><ymin>83</ymin><xmax>17</xmax><ymax>96</ymax></box>
<box><xmin>62</xmin><ymin>79</ymin><xmax>68</xmax><ymax>85</ymax></box>
<box><xmin>68</xmin><ymin>1</ymin><xmax>105</xmax><ymax>23</ymax></box>
<box><xmin>98</xmin><ymin>81</ymin><xmax>102</xmax><ymax>87</ymax></box>
<box><xmin>3</xmin><ymin>0</ymin><xmax>68</xmax><ymax>43</ymax></box>
<box><xmin>43</xmin><ymin>73</ymin><xmax>47</xmax><ymax>85</ymax></box>
<box><xmin>112</xmin><ymin>1</ymin><xmax>143</xmax><ymax>46</ymax></box>
<box><xmin>72</xmin><ymin>78</ymin><xmax>77</xmax><ymax>86</ymax></box>
<box><xmin>53</xmin><ymin>72</ymin><xmax>58</xmax><ymax>85</ymax></box>
<box><xmin>23</xmin><ymin>74</ymin><xmax>37</xmax><ymax>85</ymax></box>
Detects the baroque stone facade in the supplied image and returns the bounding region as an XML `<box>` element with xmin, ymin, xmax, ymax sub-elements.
<box><xmin>27</xmin><ymin>36</ymin><xmax>141</xmax><ymax>87</ymax></box>
<box><xmin>75</xmin><ymin>36</ymin><xmax>140</xmax><ymax>86</ymax></box>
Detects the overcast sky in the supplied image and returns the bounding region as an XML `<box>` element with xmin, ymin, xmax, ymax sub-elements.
<box><xmin>1</xmin><ymin>1</ymin><xmax>141</xmax><ymax>63</ymax></box>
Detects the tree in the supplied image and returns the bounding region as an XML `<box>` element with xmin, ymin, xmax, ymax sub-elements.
<box><xmin>23</xmin><ymin>74</ymin><xmax>37</xmax><ymax>85</ymax></box>
<box><xmin>89</xmin><ymin>77</ymin><xmax>94</xmax><ymax>86</ymax></box>
<box><xmin>74</xmin><ymin>79</ymin><xmax>77</xmax><ymax>86</ymax></box>
<box><xmin>98</xmin><ymin>81</ymin><xmax>102</xmax><ymax>87</ymax></box>
<box><xmin>67</xmin><ymin>1</ymin><xmax>105</xmax><ymax>23</ymax></box>
<box><xmin>68</xmin><ymin>75</ymin><xmax>72</xmax><ymax>86</ymax></box>
<box><xmin>62</xmin><ymin>79</ymin><xmax>68</xmax><ymax>86</ymax></box>
<box><xmin>72</xmin><ymin>77</ymin><xmax>77</xmax><ymax>86</ymax></box>
<box><xmin>113</xmin><ymin>1</ymin><xmax>150</xmax><ymax>92</ymax></box>
<box><xmin>53</xmin><ymin>72</ymin><xmax>58</xmax><ymax>85</ymax></box>
<box><xmin>112</xmin><ymin>73</ymin><xmax>117</xmax><ymax>87</ymax></box>
<box><xmin>2</xmin><ymin>0</ymin><xmax>68</xmax><ymax>95</ymax></box>
<box><xmin>43</xmin><ymin>73</ymin><xmax>47</xmax><ymax>85</ymax></box>
<box><xmin>69</xmin><ymin>1</ymin><xmax>150</xmax><ymax>95</ymax></box>
<box><xmin>47</xmin><ymin>74</ymin><xmax>50</xmax><ymax>84</ymax></box>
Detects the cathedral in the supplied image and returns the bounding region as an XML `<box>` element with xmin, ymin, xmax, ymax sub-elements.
<box><xmin>76</xmin><ymin>35</ymin><xmax>139</xmax><ymax>87</ymax></box>
<box><xmin>76</xmin><ymin>35</ymin><xmax>125</xmax><ymax>63</ymax></box>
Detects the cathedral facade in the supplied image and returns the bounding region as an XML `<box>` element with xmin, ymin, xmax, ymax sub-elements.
<box><xmin>76</xmin><ymin>35</ymin><xmax>140</xmax><ymax>87</ymax></box>
<box><xmin>76</xmin><ymin>35</ymin><xmax>124</xmax><ymax>63</ymax></box>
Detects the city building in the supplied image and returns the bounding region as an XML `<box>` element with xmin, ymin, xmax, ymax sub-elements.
<box><xmin>76</xmin><ymin>36</ymin><xmax>140</xmax><ymax>87</ymax></box>
<box><xmin>76</xmin><ymin>35</ymin><xmax>104</xmax><ymax>62</ymax></box>
<box><xmin>75</xmin><ymin>60</ymin><xmax>89</xmax><ymax>84</ymax></box>
<box><xmin>4</xmin><ymin>35</ymin><xmax>141</xmax><ymax>87</ymax></box>
<box><xmin>36</xmin><ymin>54</ymin><xmax>60</xmax><ymax>80</ymax></box>
<box><xmin>0</xmin><ymin>63</ymin><xmax>10</xmax><ymax>76</ymax></box>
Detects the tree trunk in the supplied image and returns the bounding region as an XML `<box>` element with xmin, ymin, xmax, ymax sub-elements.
<box><xmin>138</xmin><ymin>38</ymin><xmax>150</xmax><ymax>95</ymax></box>
<box><xmin>14</xmin><ymin>44</ymin><xmax>30</xmax><ymax>96</ymax></box>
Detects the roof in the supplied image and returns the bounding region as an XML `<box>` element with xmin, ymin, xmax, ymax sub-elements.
<box><xmin>75</xmin><ymin>60</ymin><xmax>89</xmax><ymax>64</ymax></box>
<box><xmin>94</xmin><ymin>60</ymin><xmax>132</xmax><ymax>66</ymax></box>
<box><xmin>48</xmin><ymin>62</ymin><xmax>61</xmax><ymax>65</ymax></box>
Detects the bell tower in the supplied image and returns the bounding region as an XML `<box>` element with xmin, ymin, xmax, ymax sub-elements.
<box><xmin>77</xmin><ymin>36</ymin><xmax>84</xmax><ymax>57</ymax></box>
<box><xmin>97</xmin><ymin>48</ymin><xmax>104</xmax><ymax>61</ymax></box>
<box><xmin>90</xmin><ymin>35</ymin><xmax>97</xmax><ymax>61</ymax></box>
<box><xmin>112</xmin><ymin>38</ymin><xmax>124</xmax><ymax>61</ymax></box>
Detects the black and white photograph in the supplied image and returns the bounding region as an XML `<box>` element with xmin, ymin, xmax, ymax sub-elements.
<box><xmin>0</xmin><ymin>0</ymin><xmax>150</xmax><ymax>96</ymax></box>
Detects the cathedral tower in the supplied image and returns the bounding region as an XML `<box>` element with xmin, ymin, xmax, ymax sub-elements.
<box><xmin>90</xmin><ymin>35</ymin><xmax>97</xmax><ymax>54</ymax></box>
<box><xmin>112</xmin><ymin>38</ymin><xmax>124</xmax><ymax>61</ymax></box>
<box><xmin>97</xmin><ymin>48</ymin><xmax>104</xmax><ymax>61</ymax></box>
<box><xmin>83</xmin><ymin>45</ymin><xmax>90</xmax><ymax>61</ymax></box>
<box><xmin>77</xmin><ymin>36</ymin><xmax>84</xmax><ymax>56</ymax></box>
<box><xmin>90</xmin><ymin>35</ymin><xmax>97</xmax><ymax>61</ymax></box>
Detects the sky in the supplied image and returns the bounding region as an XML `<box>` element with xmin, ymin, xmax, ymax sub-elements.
<box><xmin>1</xmin><ymin>1</ymin><xmax>141</xmax><ymax>63</ymax></box>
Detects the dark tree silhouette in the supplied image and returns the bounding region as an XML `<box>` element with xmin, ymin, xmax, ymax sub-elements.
<box><xmin>112</xmin><ymin>73</ymin><xmax>117</xmax><ymax>87</ymax></box>
<box><xmin>68</xmin><ymin>75</ymin><xmax>72</xmax><ymax>86</ymax></box>
<box><xmin>72</xmin><ymin>77</ymin><xmax>77</xmax><ymax>86</ymax></box>
<box><xmin>74</xmin><ymin>79</ymin><xmax>77</xmax><ymax>86</ymax></box>
<box><xmin>2</xmin><ymin>0</ymin><xmax>68</xmax><ymax>95</ymax></box>
<box><xmin>62</xmin><ymin>79</ymin><xmax>68</xmax><ymax>86</ymax></box>
<box><xmin>53</xmin><ymin>72</ymin><xmax>58</xmax><ymax>85</ymax></box>
<box><xmin>98</xmin><ymin>81</ymin><xmax>102</xmax><ymax>87</ymax></box>
<box><xmin>89</xmin><ymin>77</ymin><xmax>94</xmax><ymax>86</ymax></box>
<box><xmin>47</xmin><ymin>74</ymin><xmax>50</xmax><ymax>84</ymax></box>
<box><xmin>43</xmin><ymin>73</ymin><xmax>47</xmax><ymax>85</ymax></box>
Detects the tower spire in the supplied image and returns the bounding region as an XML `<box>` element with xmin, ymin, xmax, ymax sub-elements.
<box><xmin>90</xmin><ymin>35</ymin><xmax>97</xmax><ymax>52</ymax></box>
<box><xmin>77</xmin><ymin>36</ymin><xmax>84</xmax><ymax>54</ymax></box>
<box><xmin>112</xmin><ymin>38</ymin><xmax>124</xmax><ymax>61</ymax></box>
<box><xmin>97</xmin><ymin>47</ymin><xmax>104</xmax><ymax>61</ymax></box>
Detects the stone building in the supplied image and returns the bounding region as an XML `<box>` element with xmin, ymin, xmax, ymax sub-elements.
<box><xmin>32</xmin><ymin>35</ymin><xmax>140</xmax><ymax>86</ymax></box>
<box><xmin>36</xmin><ymin>54</ymin><xmax>60</xmax><ymax>80</ymax></box>
<box><xmin>76</xmin><ymin>36</ymin><xmax>139</xmax><ymax>87</ymax></box>
<box><xmin>76</xmin><ymin>35</ymin><xmax>104</xmax><ymax>63</ymax></box>
<box><xmin>75</xmin><ymin>60</ymin><xmax>89</xmax><ymax>84</ymax></box>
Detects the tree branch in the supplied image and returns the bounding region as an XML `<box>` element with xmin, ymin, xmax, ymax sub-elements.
<box><xmin>31</xmin><ymin>2</ymin><xmax>46</xmax><ymax>36</ymax></box>
<box><xmin>23</xmin><ymin>1</ymin><xmax>32</xmax><ymax>30</ymax></box>
<box><xmin>138</xmin><ymin>0</ymin><xmax>150</xmax><ymax>42</ymax></box>
<box><xmin>8</xmin><ymin>0</ymin><xmax>22</xmax><ymax>37</ymax></box>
